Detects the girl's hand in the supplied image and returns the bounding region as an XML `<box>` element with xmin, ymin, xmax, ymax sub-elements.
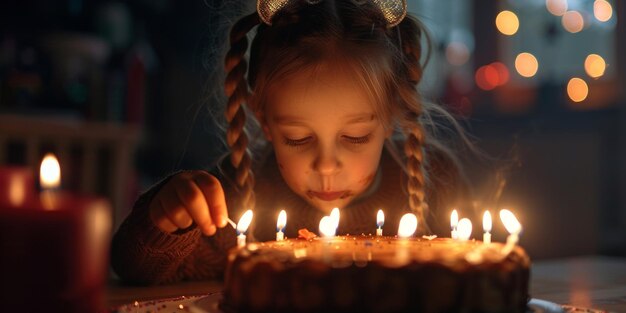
<box><xmin>149</xmin><ymin>171</ymin><xmax>228</xmax><ymax>236</ymax></box>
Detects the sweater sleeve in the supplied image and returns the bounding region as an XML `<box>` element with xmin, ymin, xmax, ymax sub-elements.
<box><xmin>110</xmin><ymin>171</ymin><xmax>237</xmax><ymax>285</ymax></box>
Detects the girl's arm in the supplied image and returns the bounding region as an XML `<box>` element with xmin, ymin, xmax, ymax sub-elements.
<box><xmin>110</xmin><ymin>172</ymin><xmax>236</xmax><ymax>285</ymax></box>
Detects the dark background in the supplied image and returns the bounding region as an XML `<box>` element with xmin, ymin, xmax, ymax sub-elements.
<box><xmin>0</xmin><ymin>0</ymin><xmax>624</xmax><ymax>260</ymax></box>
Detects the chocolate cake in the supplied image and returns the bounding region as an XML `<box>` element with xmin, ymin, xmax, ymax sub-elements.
<box><xmin>222</xmin><ymin>236</ymin><xmax>530</xmax><ymax>313</ymax></box>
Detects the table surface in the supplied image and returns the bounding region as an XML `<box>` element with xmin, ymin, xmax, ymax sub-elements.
<box><xmin>107</xmin><ymin>256</ymin><xmax>626</xmax><ymax>312</ymax></box>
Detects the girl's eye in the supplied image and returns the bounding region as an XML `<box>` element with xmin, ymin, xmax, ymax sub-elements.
<box><xmin>344</xmin><ymin>134</ymin><xmax>371</xmax><ymax>145</ymax></box>
<box><xmin>283</xmin><ymin>136</ymin><xmax>312</xmax><ymax>146</ymax></box>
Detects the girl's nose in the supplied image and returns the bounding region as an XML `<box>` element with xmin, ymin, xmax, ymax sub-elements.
<box><xmin>313</xmin><ymin>148</ymin><xmax>341</xmax><ymax>176</ymax></box>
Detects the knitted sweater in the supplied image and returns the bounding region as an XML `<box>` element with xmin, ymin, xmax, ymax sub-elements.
<box><xmin>111</xmin><ymin>144</ymin><xmax>468</xmax><ymax>285</ymax></box>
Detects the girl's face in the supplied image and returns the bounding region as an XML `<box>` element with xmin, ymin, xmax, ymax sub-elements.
<box><xmin>260</xmin><ymin>66</ymin><xmax>389</xmax><ymax>213</ymax></box>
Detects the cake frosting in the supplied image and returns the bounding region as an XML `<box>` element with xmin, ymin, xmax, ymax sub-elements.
<box><xmin>222</xmin><ymin>236</ymin><xmax>530</xmax><ymax>313</ymax></box>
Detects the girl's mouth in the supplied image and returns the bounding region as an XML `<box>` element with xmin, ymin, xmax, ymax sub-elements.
<box><xmin>307</xmin><ymin>191</ymin><xmax>351</xmax><ymax>201</ymax></box>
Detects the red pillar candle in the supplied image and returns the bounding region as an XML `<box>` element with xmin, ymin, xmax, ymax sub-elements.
<box><xmin>0</xmin><ymin>155</ymin><xmax>112</xmax><ymax>313</ymax></box>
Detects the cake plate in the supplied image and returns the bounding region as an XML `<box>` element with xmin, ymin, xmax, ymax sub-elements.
<box><xmin>111</xmin><ymin>293</ymin><xmax>608</xmax><ymax>313</ymax></box>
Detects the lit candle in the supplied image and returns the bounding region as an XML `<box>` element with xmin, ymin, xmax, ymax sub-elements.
<box><xmin>376</xmin><ymin>209</ymin><xmax>384</xmax><ymax>236</ymax></box>
<box><xmin>40</xmin><ymin>153</ymin><xmax>61</xmax><ymax>209</ymax></box>
<box><xmin>318</xmin><ymin>215</ymin><xmax>336</xmax><ymax>262</ymax></box>
<box><xmin>0</xmin><ymin>154</ymin><xmax>112</xmax><ymax>312</ymax></box>
<box><xmin>500</xmin><ymin>209</ymin><xmax>522</xmax><ymax>255</ymax></box>
<box><xmin>236</xmin><ymin>209</ymin><xmax>253</xmax><ymax>248</ymax></box>
<box><xmin>397</xmin><ymin>213</ymin><xmax>418</xmax><ymax>263</ymax></box>
<box><xmin>319</xmin><ymin>216</ymin><xmax>336</xmax><ymax>238</ymax></box>
<box><xmin>457</xmin><ymin>218</ymin><xmax>472</xmax><ymax>241</ymax></box>
<box><xmin>450</xmin><ymin>209</ymin><xmax>459</xmax><ymax>239</ymax></box>
<box><xmin>483</xmin><ymin>211</ymin><xmax>492</xmax><ymax>244</ymax></box>
<box><xmin>276</xmin><ymin>209</ymin><xmax>286</xmax><ymax>241</ymax></box>
<box><xmin>40</xmin><ymin>153</ymin><xmax>61</xmax><ymax>190</ymax></box>
<box><xmin>398</xmin><ymin>213</ymin><xmax>418</xmax><ymax>238</ymax></box>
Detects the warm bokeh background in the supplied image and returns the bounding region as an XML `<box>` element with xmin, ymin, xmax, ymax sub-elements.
<box><xmin>0</xmin><ymin>0</ymin><xmax>624</xmax><ymax>259</ymax></box>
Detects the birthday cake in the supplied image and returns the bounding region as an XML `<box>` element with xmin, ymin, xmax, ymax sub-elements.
<box><xmin>222</xmin><ymin>235</ymin><xmax>530</xmax><ymax>313</ymax></box>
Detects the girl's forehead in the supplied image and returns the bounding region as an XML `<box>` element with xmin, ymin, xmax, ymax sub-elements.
<box><xmin>268</xmin><ymin>66</ymin><xmax>373</xmax><ymax>110</ymax></box>
<box><xmin>286</xmin><ymin>61</ymin><xmax>355</xmax><ymax>86</ymax></box>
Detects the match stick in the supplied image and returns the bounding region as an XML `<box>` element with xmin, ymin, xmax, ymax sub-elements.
<box><xmin>226</xmin><ymin>217</ymin><xmax>237</xmax><ymax>229</ymax></box>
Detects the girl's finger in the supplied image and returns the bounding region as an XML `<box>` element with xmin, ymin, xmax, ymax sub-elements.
<box><xmin>160</xmin><ymin>194</ymin><xmax>193</xmax><ymax>229</ymax></box>
<box><xmin>175</xmin><ymin>179</ymin><xmax>215</xmax><ymax>235</ymax></box>
<box><xmin>193</xmin><ymin>173</ymin><xmax>228</xmax><ymax>228</ymax></box>
<box><xmin>149</xmin><ymin>200</ymin><xmax>179</xmax><ymax>233</ymax></box>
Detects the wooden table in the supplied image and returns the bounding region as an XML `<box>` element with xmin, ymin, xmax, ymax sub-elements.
<box><xmin>530</xmin><ymin>256</ymin><xmax>626</xmax><ymax>312</ymax></box>
<box><xmin>107</xmin><ymin>256</ymin><xmax>626</xmax><ymax>312</ymax></box>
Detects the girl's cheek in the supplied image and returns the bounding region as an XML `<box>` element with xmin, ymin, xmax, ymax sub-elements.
<box><xmin>359</xmin><ymin>172</ymin><xmax>376</xmax><ymax>187</ymax></box>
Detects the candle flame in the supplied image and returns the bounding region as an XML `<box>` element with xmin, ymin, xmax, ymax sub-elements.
<box><xmin>376</xmin><ymin>209</ymin><xmax>384</xmax><ymax>227</ymax></box>
<box><xmin>277</xmin><ymin>209</ymin><xmax>287</xmax><ymax>230</ymax></box>
<box><xmin>319</xmin><ymin>216</ymin><xmax>336</xmax><ymax>237</ymax></box>
<box><xmin>450</xmin><ymin>209</ymin><xmax>459</xmax><ymax>228</ymax></box>
<box><xmin>40</xmin><ymin>153</ymin><xmax>61</xmax><ymax>189</ymax></box>
<box><xmin>499</xmin><ymin>209</ymin><xmax>522</xmax><ymax>234</ymax></box>
<box><xmin>398</xmin><ymin>213</ymin><xmax>418</xmax><ymax>238</ymax></box>
<box><xmin>330</xmin><ymin>207</ymin><xmax>340</xmax><ymax>230</ymax></box>
<box><xmin>457</xmin><ymin>218</ymin><xmax>472</xmax><ymax>241</ymax></box>
<box><xmin>483</xmin><ymin>211</ymin><xmax>492</xmax><ymax>233</ymax></box>
<box><xmin>236</xmin><ymin>210</ymin><xmax>253</xmax><ymax>234</ymax></box>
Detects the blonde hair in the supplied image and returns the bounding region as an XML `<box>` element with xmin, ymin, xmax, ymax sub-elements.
<box><xmin>223</xmin><ymin>0</ymin><xmax>466</xmax><ymax>230</ymax></box>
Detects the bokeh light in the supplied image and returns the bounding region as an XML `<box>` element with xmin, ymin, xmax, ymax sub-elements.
<box><xmin>491</xmin><ymin>62</ymin><xmax>510</xmax><ymax>85</ymax></box>
<box><xmin>593</xmin><ymin>0</ymin><xmax>613</xmax><ymax>22</ymax></box>
<box><xmin>515</xmin><ymin>53</ymin><xmax>539</xmax><ymax>78</ymax></box>
<box><xmin>496</xmin><ymin>10</ymin><xmax>520</xmax><ymax>36</ymax></box>
<box><xmin>476</xmin><ymin>66</ymin><xmax>496</xmax><ymax>91</ymax></box>
<box><xmin>475</xmin><ymin>62</ymin><xmax>510</xmax><ymax>91</ymax></box>
<box><xmin>483</xmin><ymin>65</ymin><xmax>500</xmax><ymax>88</ymax></box>
<box><xmin>584</xmin><ymin>54</ymin><xmax>606</xmax><ymax>78</ymax></box>
<box><xmin>562</xmin><ymin>11</ymin><xmax>585</xmax><ymax>33</ymax></box>
<box><xmin>567</xmin><ymin>78</ymin><xmax>589</xmax><ymax>102</ymax></box>
<box><xmin>446</xmin><ymin>42</ymin><xmax>470</xmax><ymax>66</ymax></box>
<box><xmin>546</xmin><ymin>0</ymin><xmax>568</xmax><ymax>16</ymax></box>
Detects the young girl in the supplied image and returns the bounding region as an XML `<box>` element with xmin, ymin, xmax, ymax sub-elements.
<box><xmin>112</xmin><ymin>0</ymin><xmax>469</xmax><ymax>285</ymax></box>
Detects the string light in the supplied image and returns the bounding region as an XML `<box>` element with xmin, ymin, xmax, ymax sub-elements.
<box><xmin>495</xmin><ymin>10</ymin><xmax>519</xmax><ymax>36</ymax></box>
<box><xmin>562</xmin><ymin>11</ymin><xmax>584</xmax><ymax>33</ymax></box>
<box><xmin>593</xmin><ymin>0</ymin><xmax>613</xmax><ymax>22</ymax></box>
<box><xmin>515</xmin><ymin>53</ymin><xmax>539</xmax><ymax>78</ymax></box>
<box><xmin>546</xmin><ymin>0</ymin><xmax>568</xmax><ymax>16</ymax></box>
<box><xmin>584</xmin><ymin>54</ymin><xmax>606</xmax><ymax>78</ymax></box>
<box><xmin>475</xmin><ymin>62</ymin><xmax>509</xmax><ymax>91</ymax></box>
<box><xmin>475</xmin><ymin>65</ymin><xmax>498</xmax><ymax>91</ymax></box>
<box><xmin>478</xmin><ymin>0</ymin><xmax>610</xmax><ymax>105</ymax></box>
<box><xmin>491</xmin><ymin>62</ymin><xmax>510</xmax><ymax>86</ymax></box>
<box><xmin>567</xmin><ymin>78</ymin><xmax>589</xmax><ymax>102</ymax></box>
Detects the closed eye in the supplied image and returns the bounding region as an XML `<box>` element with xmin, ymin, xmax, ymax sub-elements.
<box><xmin>283</xmin><ymin>136</ymin><xmax>312</xmax><ymax>146</ymax></box>
<box><xmin>343</xmin><ymin>134</ymin><xmax>371</xmax><ymax>144</ymax></box>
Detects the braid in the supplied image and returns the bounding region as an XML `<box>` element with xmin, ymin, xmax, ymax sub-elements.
<box><xmin>224</xmin><ymin>13</ymin><xmax>260</xmax><ymax>211</ymax></box>
<box><xmin>396</xmin><ymin>17</ymin><xmax>430</xmax><ymax>232</ymax></box>
<box><xmin>404</xmin><ymin>120</ymin><xmax>429</xmax><ymax>233</ymax></box>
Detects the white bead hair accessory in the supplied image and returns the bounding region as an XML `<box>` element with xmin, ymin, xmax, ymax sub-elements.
<box><xmin>257</xmin><ymin>0</ymin><xmax>407</xmax><ymax>27</ymax></box>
